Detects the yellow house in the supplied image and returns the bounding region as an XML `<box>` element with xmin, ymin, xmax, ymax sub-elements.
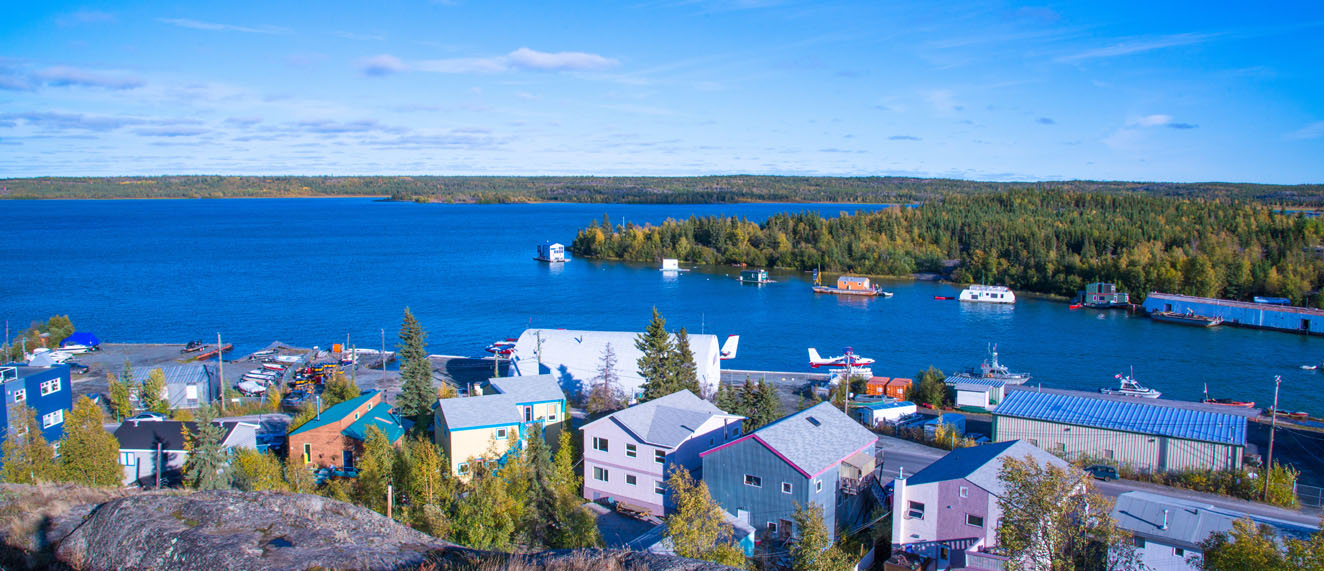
<box><xmin>434</xmin><ymin>374</ymin><xmax>566</xmax><ymax>480</ymax></box>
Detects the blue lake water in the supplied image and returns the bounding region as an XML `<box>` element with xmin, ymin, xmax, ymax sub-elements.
<box><xmin>2</xmin><ymin>197</ymin><xmax>1321</xmax><ymax>413</ymax></box>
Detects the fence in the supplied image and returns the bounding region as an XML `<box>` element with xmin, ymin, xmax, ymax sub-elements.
<box><xmin>1297</xmin><ymin>482</ymin><xmax>1323</xmax><ymax>509</ymax></box>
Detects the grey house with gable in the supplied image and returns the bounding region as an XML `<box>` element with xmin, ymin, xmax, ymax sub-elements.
<box><xmin>700</xmin><ymin>401</ymin><xmax>878</xmax><ymax>541</ymax></box>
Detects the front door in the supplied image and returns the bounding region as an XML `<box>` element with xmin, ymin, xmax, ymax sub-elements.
<box><xmin>342</xmin><ymin>450</ymin><xmax>355</xmax><ymax>470</ymax></box>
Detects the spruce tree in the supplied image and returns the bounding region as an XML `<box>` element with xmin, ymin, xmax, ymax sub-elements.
<box><xmin>58</xmin><ymin>396</ymin><xmax>121</xmax><ymax>487</ymax></box>
<box><xmin>714</xmin><ymin>382</ymin><xmax>740</xmax><ymax>414</ymax></box>
<box><xmin>0</xmin><ymin>404</ymin><xmax>55</xmax><ymax>484</ymax></box>
<box><xmin>636</xmin><ymin>307</ymin><xmax>675</xmax><ymax>402</ymax></box>
<box><xmin>587</xmin><ymin>343</ymin><xmax>624</xmax><ymax>413</ymax></box>
<box><xmin>184</xmin><ymin>405</ymin><xmax>230</xmax><ymax>490</ymax></box>
<box><xmin>752</xmin><ymin>379</ymin><xmax>783</xmax><ymax>430</ymax></box>
<box><xmin>354</xmin><ymin>425</ymin><xmax>396</xmax><ymax>514</ymax></box>
<box><xmin>396</xmin><ymin>308</ymin><xmax>436</xmax><ymax>420</ymax></box>
<box><xmin>670</xmin><ymin>327</ymin><xmax>701</xmax><ymax>396</ymax></box>
<box><xmin>107</xmin><ymin>373</ymin><xmax>132</xmax><ymax>420</ymax></box>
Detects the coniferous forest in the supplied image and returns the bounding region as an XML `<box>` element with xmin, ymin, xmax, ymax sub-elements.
<box><xmin>570</xmin><ymin>190</ymin><xmax>1324</xmax><ymax>305</ymax></box>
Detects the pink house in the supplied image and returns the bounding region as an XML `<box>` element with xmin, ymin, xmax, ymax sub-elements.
<box><xmin>891</xmin><ymin>440</ymin><xmax>1071</xmax><ymax>570</ymax></box>
<box><xmin>581</xmin><ymin>390</ymin><xmax>743</xmax><ymax>516</ymax></box>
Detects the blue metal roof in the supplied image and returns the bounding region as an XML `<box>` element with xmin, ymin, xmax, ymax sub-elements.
<box><xmin>994</xmin><ymin>391</ymin><xmax>1246</xmax><ymax>445</ymax></box>
<box><xmin>853</xmin><ymin>400</ymin><xmax>914</xmax><ymax>410</ymax></box>
<box><xmin>943</xmin><ymin>375</ymin><xmax>1007</xmax><ymax>388</ymax></box>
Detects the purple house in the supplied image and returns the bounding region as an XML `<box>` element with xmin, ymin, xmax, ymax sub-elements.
<box><xmin>891</xmin><ymin>440</ymin><xmax>1070</xmax><ymax>570</ymax></box>
<box><xmin>581</xmin><ymin>390</ymin><xmax>743</xmax><ymax>516</ymax></box>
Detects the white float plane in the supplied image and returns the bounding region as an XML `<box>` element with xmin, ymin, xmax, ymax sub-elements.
<box><xmin>808</xmin><ymin>347</ymin><xmax>875</xmax><ymax>368</ymax></box>
<box><xmin>719</xmin><ymin>335</ymin><xmax>740</xmax><ymax>360</ymax></box>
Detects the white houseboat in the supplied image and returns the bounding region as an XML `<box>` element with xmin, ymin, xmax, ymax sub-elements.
<box><xmin>959</xmin><ymin>284</ymin><xmax>1016</xmax><ymax>304</ymax></box>
<box><xmin>534</xmin><ymin>242</ymin><xmax>569</xmax><ymax>263</ymax></box>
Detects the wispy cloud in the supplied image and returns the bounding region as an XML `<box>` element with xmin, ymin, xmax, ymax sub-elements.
<box><xmin>1057</xmin><ymin>33</ymin><xmax>1214</xmax><ymax>63</ymax></box>
<box><xmin>889</xmin><ymin>135</ymin><xmax>921</xmax><ymax>141</ymax></box>
<box><xmin>58</xmin><ymin>9</ymin><xmax>114</xmax><ymax>26</ymax></box>
<box><xmin>414</xmin><ymin>47</ymin><xmax>619</xmax><ymax>74</ymax></box>
<box><xmin>1128</xmin><ymin>114</ymin><xmax>1198</xmax><ymax>129</ymax></box>
<box><xmin>1037</xmin><ymin>117</ymin><xmax>1056</xmax><ymax>125</ymax></box>
<box><xmin>336</xmin><ymin>31</ymin><xmax>385</xmax><ymax>41</ymax></box>
<box><xmin>1288</xmin><ymin>121</ymin><xmax>1324</xmax><ymax>141</ymax></box>
<box><xmin>157</xmin><ymin>18</ymin><xmax>289</xmax><ymax>34</ymax></box>
<box><xmin>134</xmin><ymin>126</ymin><xmax>209</xmax><ymax>137</ymax></box>
<box><xmin>33</xmin><ymin>66</ymin><xmax>143</xmax><ymax>90</ymax></box>
<box><xmin>357</xmin><ymin>54</ymin><xmax>406</xmax><ymax>76</ymax></box>
<box><xmin>925</xmin><ymin>89</ymin><xmax>962</xmax><ymax>115</ymax></box>
<box><xmin>290</xmin><ymin>119</ymin><xmax>406</xmax><ymax>134</ymax></box>
<box><xmin>0</xmin><ymin>111</ymin><xmax>148</xmax><ymax>131</ymax></box>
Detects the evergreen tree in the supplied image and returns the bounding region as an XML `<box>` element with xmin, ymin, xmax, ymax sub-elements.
<box><xmin>141</xmin><ymin>367</ymin><xmax>170</xmax><ymax>415</ymax></box>
<box><xmin>322</xmin><ymin>371</ymin><xmax>361</xmax><ymax>407</ymax></box>
<box><xmin>551</xmin><ymin>427</ymin><xmax>579</xmax><ymax>493</ymax></box>
<box><xmin>401</xmin><ymin>436</ymin><xmax>453</xmax><ymax>511</ymax></box>
<box><xmin>396</xmin><ymin>308</ymin><xmax>436</xmax><ymax>420</ymax></box>
<box><xmin>714</xmin><ymin>382</ymin><xmax>741</xmax><ymax>414</ymax></box>
<box><xmin>183</xmin><ymin>406</ymin><xmax>231</xmax><ymax>490</ymax></box>
<box><xmin>586</xmin><ymin>343</ymin><xmax>625</xmax><ymax>413</ymax></box>
<box><xmin>0</xmin><ymin>404</ymin><xmax>55</xmax><ymax>484</ymax></box>
<box><xmin>789</xmin><ymin>503</ymin><xmax>852</xmax><ymax>571</ymax></box>
<box><xmin>664</xmin><ymin>465</ymin><xmax>746</xmax><ymax>567</ymax></box>
<box><xmin>107</xmin><ymin>373</ymin><xmax>132</xmax><ymax>420</ymax></box>
<box><xmin>522</xmin><ymin>423</ymin><xmax>602</xmax><ymax>549</ymax></box>
<box><xmin>232</xmin><ymin>449</ymin><xmax>288</xmax><ymax>492</ymax></box>
<box><xmin>285</xmin><ymin>458</ymin><xmax>317</xmax><ymax>494</ymax></box>
<box><xmin>57</xmin><ymin>395</ymin><xmax>121</xmax><ymax>487</ymax></box>
<box><xmin>636</xmin><ymin>307</ymin><xmax>676</xmax><ymax>402</ymax></box>
<box><xmin>670</xmin><ymin>327</ymin><xmax>702</xmax><ymax>396</ymax></box>
<box><xmin>450</xmin><ymin>462</ymin><xmax>520</xmax><ymax>550</ymax></box>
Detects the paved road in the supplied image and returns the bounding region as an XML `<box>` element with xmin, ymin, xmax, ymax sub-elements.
<box><xmin>873</xmin><ymin>435</ymin><xmax>1322</xmax><ymax>529</ymax></box>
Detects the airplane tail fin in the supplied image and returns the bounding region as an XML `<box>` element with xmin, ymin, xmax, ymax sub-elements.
<box><xmin>720</xmin><ymin>335</ymin><xmax>739</xmax><ymax>359</ymax></box>
<box><xmin>808</xmin><ymin>348</ymin><xmax>822</xmax><ymax>365</ymax></box>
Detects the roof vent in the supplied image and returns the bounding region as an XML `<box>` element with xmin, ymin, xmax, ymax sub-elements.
<box><xmin>806</xmin><ymin>417</ymin><xmax>821</xmax><ymax>426</ymax></box>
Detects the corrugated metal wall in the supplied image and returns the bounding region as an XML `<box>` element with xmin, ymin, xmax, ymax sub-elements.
<box><xmin>993</xmin><ymin>416</ymin><xmax>1242</xmax><ymax>472</ymax></box>
<box><xmin>1143</xmin><ymin>295</ymin><xmax>1324</xmax><ymax>334</ymax></box>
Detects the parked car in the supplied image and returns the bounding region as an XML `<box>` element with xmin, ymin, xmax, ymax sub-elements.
<box><xmin>127</xmin><ymin>412</ymin><xmax>167</xmax><ymax>422</ymax></box>
<box><xmin>1085</xmin><ymin>464</ymin><xmax>1119</xmax><ymax>481</ymax></box>
<box><xmin>280</xmin><ymin>390</ymin><xmax>311</xmax><ymax>410</ymax></box>
<box><xmin>67</xmin><ymin>362</ymin><xmax>90</xmax><ymax>373</ymax></box>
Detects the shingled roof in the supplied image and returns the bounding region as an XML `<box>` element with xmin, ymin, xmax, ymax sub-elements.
<box><xmin>704</xmin><ymin>401</ymin><xmax>877</xmax><ymax>478</ymax></box>
<box><xmin>905</xmin><ymin>440</ymin><xmax>1070</xmax><ymax>496</ymax></box>
<box><xmin>114</xmin><ymin>420</ymin><xmax>244</xmax><ymax>451</ymax></box>
<box><xmin>587</xmin><ymin>390</ymin><xmax>740</xmax><ymax>449</ymax></box>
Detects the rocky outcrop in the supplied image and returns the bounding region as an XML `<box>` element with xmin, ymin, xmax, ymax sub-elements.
<box><xmin>0</xmin><ymin>485</ymin><xmax>735</xmax><ymax>571</ymax></box>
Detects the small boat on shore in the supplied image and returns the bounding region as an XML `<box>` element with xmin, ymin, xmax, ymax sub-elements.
<box><xmin>1202</xmin><ymin>383</ymin><xmax>1254</xmax><ymax>408</ymax></box>
<box><xmin>1150</xmin><ymin>310</ymin><xmax>1223</xmax><ymax>327</ymax></box>
<box><xmin>811</xmin><ymin>275</ymin><xmax>892</xmax><ymax>297</ymax></box>
<box><xmin>1100</xmin><ymin>372</ymin><xmax>1161</xmax><ymax>398</ymax></box>
<box><xmin>485</xmin><ymin>339</ymin><xmax>517</xmax><ymax>356</ymax></box>
<box><xmin>934</xmin><ymin>295</ymin><xmax>956</xmax><ymax>300</ymax></box>
<box><xmin>959</xmin><ymin>284</ymin><xmax>1016</xmax><ymax>304</ymax></box>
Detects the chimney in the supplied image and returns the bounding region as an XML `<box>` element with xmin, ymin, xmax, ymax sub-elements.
<box><xmin>1161</xmin><ymin>509</ymin><xmax>1169</xmax><ymax>530</ymax></box>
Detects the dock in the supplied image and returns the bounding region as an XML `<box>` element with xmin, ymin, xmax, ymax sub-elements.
<box><xmin>192</xmin><ymin>343</ymin><xmax>233</xmax><ymax>361</ymax></box>
<box><xmin>1143</xmin><ymin>292</ymin><xmax>1324</xmax><ymax>336</ymax></box>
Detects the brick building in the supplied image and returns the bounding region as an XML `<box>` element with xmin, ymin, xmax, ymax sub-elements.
<box><xmin>287</xmin><ymin>390</ymin><xmax>410</xmax><ymax>469</ymax></box>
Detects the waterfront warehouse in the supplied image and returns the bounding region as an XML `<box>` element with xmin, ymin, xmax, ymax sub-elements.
<box><xmin>509</xmin><ymin>328</ymin><xmax>722</xmax><ymax>399</ymax></box>
<box><xmin>992</xmin><ymin>390</ymin><xmax>1246</xmax><ymax>472</ymax></box>
<box><xmin>1143</xmin><ymin>292</ymin><xmax>1324</xmax><ymax>334</ymax></box>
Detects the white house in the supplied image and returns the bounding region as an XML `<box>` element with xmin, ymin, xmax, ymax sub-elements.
<box><xmin>509</xmin><ymin>328</ymin><xmax>722</xmax><ymax>399</ymax></box>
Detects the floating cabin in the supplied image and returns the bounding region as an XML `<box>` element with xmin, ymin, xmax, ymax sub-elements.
<box><xmin>661</xmin><ymin>258</ymin><xmax>679</xmax><ymax>271</ymax></box>
<box><xmin>534</xmin><ymin>242</ymin><xmax>568</xmax><ymax>262</ymax></box>
<box><xmin>836</xmin><ymin>276</ymin><xmax>873</xmax><ymax>291</ymax></box>
<box><xmin>739</xmin><ymin>269</ymin><xmax>770</xmax><ymax>284</ymax></box>
<box><xmin>1080</xmin><ymin>282</ymin><xmax>1130</xmax><ymax>308</ymax></box>
<box><xmin>1142</xmin><ymin>292</ymin><xmax>1324</xmax><ymax>335</ymax></box>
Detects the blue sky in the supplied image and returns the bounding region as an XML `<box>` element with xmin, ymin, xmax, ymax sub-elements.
<box><xmin>1</xmin><ymin>1</ymin><xmax>1321</xmax><ymax>183</ymax></box>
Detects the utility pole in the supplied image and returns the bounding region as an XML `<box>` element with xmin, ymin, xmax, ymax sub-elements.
<box><xmin>380</xmin><ymin>329</ymin><xmax>386</xmax><ymax>374</ymax></box>
<box><xmin>217</xmin><ymin>332</ymin><xmax>225</xmax><ymax>414</ymax></box>
<box><xmin>351</xmin><ymin>344</ymin><xmax>357</xmax><ymax>386</ymax></box>
<box><xmin>1263</xmin><ymin>375</ymin><xmax>1282</xmax><ymax>501</ymax></box>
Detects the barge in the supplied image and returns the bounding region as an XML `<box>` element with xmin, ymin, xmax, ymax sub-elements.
<box><xmin>811</xmin><ymin>275</ymin><xmax>893</xmax><ymax>297</ymax></box>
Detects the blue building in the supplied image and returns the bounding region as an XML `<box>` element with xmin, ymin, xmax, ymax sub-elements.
<box><xmin>1143</xmin><ymin>292</ymin><xmax>1324</xmax><ymax>335</ymax></box>
<box><xmin>700</xmin><ymin>401</ymin><xmax>878</xmax><ymax>542</ymax></box>
<box><xmin>1</xmin><ymin>364</ymin><xmax>75</xmax><ymax>445</ymax></box>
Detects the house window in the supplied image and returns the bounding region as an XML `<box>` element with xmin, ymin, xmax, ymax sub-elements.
<box><xmin>458</xmin><ymin>462</ymin><xmax>469</xmax><ymax>475</ymax></box>
<box><xmin>782</xmin><ymin>482</ymin><xmax>792</xmax><ymax>494</ymax></box>
<box><xmin>593</xmin><ymin>437</ymin><xmax>608</xmax><ymax>452</ymax></box>
<box><xmin>744</xmin><ymin>474</ymin><xmax>762</xmax><ymax>488</ymax></box>
<box><xmin>626</xmin><ymin>474</ymin><xmax>637</xmax><ymax>485</ymax></box>
<box><xmin>959</xmin><ymin>486</ymin><xmax>968</xmax><ymax>498</ymax></box>
<box><xmin>303</xmin><ymin>443</ymin><xmax>311</xmax><ymax>464</ymax></box>
<box><xmin>626</xmin><ymin>443</ymin><xmax>637</xmax><ymax>458</ymax></box>
<box><xmin>548</xmin><ymin>411</ymin><xmax>558</xmax><ymax>421</ymax></box>
<box><xmin>12</xmin><ymin>389</ymin><xmax>25</xmax><ymax>403</ymax></box>
<box><xmin>967</xmin><ymin>514</ymin><xmax>984</xmax><ymax>527</ymax></box>
<box><xmin>816</xmin><ymin>480</ymin><xmax>823</xmax><ymax>493</ymax></box>
<box><xmin>41</xmin><ymin>409</ymin><xmax>63</xmax><ymax>429</ymax></box>
<box><xmin>654</xmin><ymin>481</ymin><xmax>665</xmax><ymax>495</ymax></box>
<box><xmin>1174</xmin><ymin>547</ymin><xmax>1185</xmax><ymax>557</ymax></box>
<box><xmin>1053</xmin><ymin>442</ymin><xmax>1066</xmax><ymax>453</ymax></box>
<box><xmin>1104</xmin><ymin>449</ymin><xmax>1115</xmax><ymax>460</ymax></box>
<box><xmin>1134</xmin><ymin>537</ymin><xmax>1146</xmax><ymax>548</ymax></box>
<box><xmin>594</xmin><ymin>466</ymin><xmax>609</xmax><ymax>482</ymax></box>
<box><xmin>767</xmin><ymin>521</ymin><xmax>778</xmax><ymax>534</ymax></box>
<box><xmin>907</xmin><ymin>501</ymin><xmax>925</xmax><ymax>520</ymax></box>
<box><xmin>496</xmin><ymin>428</ymin><xmax>508</xmax><ymax>439</ymax></box>
<box><xmin>524</xmin><ymin>406</ymin><xmax>533</xmax><ymax>422</ymax></box>
<box><xmin>40</xmin><ymin>378</ymin><xmax>61</xmax><ymax>396</ymax></box>
<box><xmin>119</xmin><ymin>452</ymin><xmax>136</xmax><ymax>466</ymax></box>
<box><xmin>655</xmin><ymin>449</ymin><xmax>665</xmax><ymax>464</ymax></box>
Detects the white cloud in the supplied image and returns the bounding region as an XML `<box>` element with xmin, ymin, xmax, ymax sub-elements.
<box><xmin>58</xmin><ymin>9</ymin><xmax>114</xmax><ymax>26</ymax></box>
<box><xmin>1131</xmin><ymin>114</ymin><xmax>1173</xmax><ymax>127</ymax></box>
<box><xmin>33</xmin><ymin>66</ymin><xmax>144</xmax><ymax>90</ymax></box>
<box><xmin>1057</xmin><ymin>33</ymin><xmax>1214</xmax><ymax>63</ymax></box>
<box><xmin>925</xmin><ymin>89</ymin><xmax>961</xmax><ymax>115</ymax></box>
<box><xmin>1287</xmin><ymin>121</ymin><xmax>1324</xmax><ymax>140</ymax></box>
<box><xmin>414</xmin><ymin>48</ymin><xmax>618</xmax><ymax>74</ymax></box>
<box><xmin>357</xmin><ymin>54</ymin><xmax>406</xmax><ymax>76</ymax></box>
<box><xmin>157</xmin><ymin>18</ymin><xmax>288</xmax><ymax>34</ymax></box>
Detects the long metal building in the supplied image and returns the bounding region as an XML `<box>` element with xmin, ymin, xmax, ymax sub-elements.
<box><xmin>1143</xmin><ymin>292</ymin><xmax>1324</xmax><ymax>335</ymax></box>
<box><xmin>992</xmin><ymin>390</ymin><xmax>1246</xmax><ymax>472</ymax></box>
<box><xmin>509</xmin><ymin>328</ymin><xmax>721</xmax><ymax>400</ymax></box>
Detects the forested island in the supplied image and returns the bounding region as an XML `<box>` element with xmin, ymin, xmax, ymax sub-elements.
<box><xmin>4</xmin><ymin>175</ymin><xmax>1324</xmax><ymax>205</ymax></box>
<box><xmin>570</xmin><ymin>190</ymin><xmax>1324</xmax><ymax>305</ymax></box>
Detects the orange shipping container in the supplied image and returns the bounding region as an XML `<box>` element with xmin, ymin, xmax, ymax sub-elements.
<box><xmin>885</xmin><ymin>378</ymin><xmax>912</xmax><ymax>399</ymax></box>
<box><xmin>866</xmin><ymin>377</ymin><xmax>891</xmax><ymax>395</ymax></box>
<box><xmin>332</xmin><ymin>343</ymin><xmax>343</xmax><ymax>353</ymax></box>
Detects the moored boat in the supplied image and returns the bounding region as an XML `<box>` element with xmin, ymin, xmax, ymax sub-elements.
<box><xmin>959</xmin><ymin>284</ymin><xmax>1016</xmax><ymax>304</ymax></box>
<box><xmin>1099</xmin><ymin>373</ymin><xmax>1161</xmax><ymax>398</ymax></box>
<box><xmin>1150</xmin><ymin>310</ymin><xmax>1223</xmax><ymax>327</ymax></box>
<box><xmin>811</xmin><ymin>275</ymin><xmax>892</xmax><ymax>297</ymax></box>
<box><xmin>1202</xmin><ymin>383</ymin><xmax>1254</xmax><ymax>408</ymax></box>
<box><xmin>740</xmin><ymin>269</ymin><xmax>770</xmax><ymax>284</ymax></box>
<box><xmin>1078</xmin><ymin>282</ymin><xmax>1130</xmax><ymax>309</ymax></box>
<box><xmin>965</xmin><ymin>344</ymin><xmax>1030</xmax><ymax>384</ymax></box>
<box><xmin>534</xmin><ymin>241</ymin><xmax>570</xmax><ymax>263</ymax></box>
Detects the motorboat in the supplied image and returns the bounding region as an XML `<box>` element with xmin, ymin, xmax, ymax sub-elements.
<box><xmin>485</xmin><ymin>339</ymin><xmax>517</xmax><ymax>356</ymax></box>
<box><xmin>966</xmin><ymin>344</ymin><xmax>1030</xmax><ymax>384</ymax></box>
<box><xmin>1150</xmin><ymin>310</ymin><xmax>1222</xmax><ymax>327</ymax></box>
<box><xmin>1099</xmin><ymin>373</ymin><xmax>1161</xmax><ymax>398</ymax></box>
